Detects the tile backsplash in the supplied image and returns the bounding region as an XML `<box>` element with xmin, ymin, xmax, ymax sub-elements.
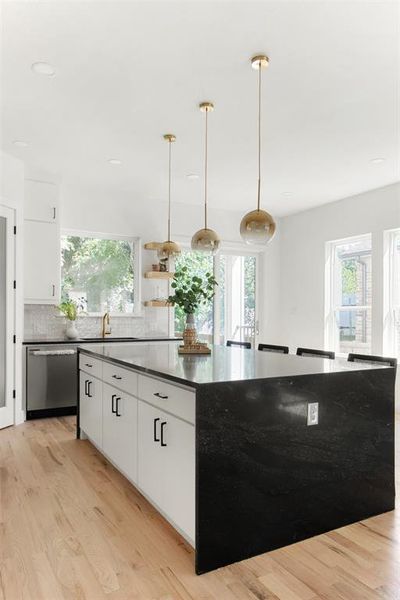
<box><xmin>24</xmin><ymin>304</ymin><xmax>170</xmax><ymax>340</ymax></box>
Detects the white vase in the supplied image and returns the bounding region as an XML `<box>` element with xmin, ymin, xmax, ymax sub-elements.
<box><xmin>65</xmin><ymin>321</ymin><xmax>79</xmax><ymax>340</ymax></box>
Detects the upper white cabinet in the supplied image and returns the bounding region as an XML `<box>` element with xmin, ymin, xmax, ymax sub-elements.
<box><xmin>24</xmin><ymin>179</ymin><xmax>58</xmax><ymax>222</ymax></box>
<box><xmin>23</xmin><ymin>179</ymin><xmax>60</xmax><ymax>304</ymax></box>
<box><xmin>24</xmin><ymin>220</ymin><xmax>60</xmax><ymax>303</ymax></box>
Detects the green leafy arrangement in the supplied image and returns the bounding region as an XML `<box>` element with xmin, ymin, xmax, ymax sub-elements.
<box><xmin>168</xmin><ymin>267</ymin><xmax>217</xmax><ymax>316</ymax></box>
<box><xmin>58</xmin><ymin>297</ymin><xmax>86</xmax><ymax>321</ymax></box>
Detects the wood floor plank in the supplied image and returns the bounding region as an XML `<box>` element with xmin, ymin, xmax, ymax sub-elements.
<box><xmin>0</xmin><ymin>415</ymin><xmax>398</xmax><ymax>600</ymax></box>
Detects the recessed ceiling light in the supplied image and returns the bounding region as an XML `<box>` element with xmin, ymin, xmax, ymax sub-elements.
<box><xmin>108</xmin><ymin>158</ymin><xmax>122</xmax><ymax>165</ymax></box>
<box><xmin>31</xmin><ymin>61</ymin><xmax>56</xmax><ymax>77</ymax></box>
<box><xmin>370</xmin><ymin>157</ymin><xmax>385</xmax><ymax>164</ymax></box>
<box><xmin>13</xmin><ymin>140</ymin><xmax>30</xmax><ymax>147</ymax></box>
<box><xmin>186</xmin><ymin>173</ymin><xmax>199</xmax><ymax>180</ymax></box>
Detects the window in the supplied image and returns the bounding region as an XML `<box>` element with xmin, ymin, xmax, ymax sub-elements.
<box><xmin>61</xmin><ymin>232</ymin><xmax>140</xmax><ymax>315</ymax></box>
<box><xmin>384</xmin><ymin>229</ymin><xmax>400</xmax><ymax>359</ymax></box>
<box><xmin>326</xmin><ymin>235</ymin><xmax>372</xmax><ymax>355</ymax></box>
<box><xmin>173</xmin><ymin>249</ymin><xmax>258</xmax><ymax>347</ymax></box>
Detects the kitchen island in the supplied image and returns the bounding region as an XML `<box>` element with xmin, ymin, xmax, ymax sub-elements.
<box><xmin>77</xmin><ymin>342</ymin><xmax>396</xmax><ymax>574</ymax></box>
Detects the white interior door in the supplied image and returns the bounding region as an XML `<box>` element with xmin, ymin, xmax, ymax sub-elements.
<box><xmin>0</xmin><ymin>205</ymin><xmax>15</xmax><ymax>428</ymax></box>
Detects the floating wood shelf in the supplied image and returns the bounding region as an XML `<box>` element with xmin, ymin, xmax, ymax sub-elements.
<box><xmin>144</xmin><ymin>242</ymin><xmax>163</xmax><ymax>250</ymax></box>
<box><xmin>144</xmin><ymin>300</ymin><xmax>172</xmax><ymax>307</ymax></box>
<box><xmin>144</xmin><ymin>271</ymin><xmax>174</xmax><ymax>280</ymax></box>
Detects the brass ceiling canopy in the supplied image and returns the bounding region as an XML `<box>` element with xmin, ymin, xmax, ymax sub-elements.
<box><xmin>158</xmin><ymin>133</ymin><xmax>181</xmax><ymax>260</ymax></box>
<box><xmin>191</xmin><ymin>102</ymin><xmax>220</xmax><ymax>255</ymax></box>
<box><xmin>240</xmin><ymin>54</ymin><xmax>276</xmax><ymax>245</ymax></box>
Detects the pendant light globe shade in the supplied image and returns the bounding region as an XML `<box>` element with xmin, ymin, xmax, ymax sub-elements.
<box><xmin>240</xmin><ymin>209</ymin><xmax>276</xmax><ymax>245</ymax></box>
<box><xmin>191</xmin><ymin>227</ymin><xmax>220</xmax><ymax>255</ymax></box>
<box><xmin>158</xmin><ymin>240</ymin><xmax>181</xmax><ymax>260</ymax></box>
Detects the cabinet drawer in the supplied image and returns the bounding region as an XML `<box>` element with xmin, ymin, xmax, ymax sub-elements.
<box><xmin>103</xmin><ymin>361</ymin><xmax>138</xmax><ymax>396</ymax></box>
<box><xmin>138</xmin><ymin>374</ymin><xmax>195</xmax><ymax>424</ymax></box>
<box><xmin>79</xmin><ymin>354</ymin><xmax>103</xmax><ymax>379</ymax></box>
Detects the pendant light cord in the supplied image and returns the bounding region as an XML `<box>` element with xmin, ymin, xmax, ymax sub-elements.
<box><xmin>204</xmin><ymin>108</ymin><xmax>208</xmax><ymax>230</ymax></box>
<box><xmin>257</xmin><ymin>61</ymin><xmax>262</xmax><ymax>212</ymax></box>
<box><xmin>168</xmin><ymin>139</ymin><xmax>172</xmax><ymax>241</ymax></box>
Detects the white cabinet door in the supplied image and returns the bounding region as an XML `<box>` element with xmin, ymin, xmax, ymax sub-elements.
<box><xmin>24</xmin><ymin>220</ymin><xmax>60</xmax><ymax>303</ymax></box>
<box><xmin>137</xmin><ymin>400</ymin><xmax>195</xmax><ymax>542</ymax></box>
<box><xmin>162</xmin><ymin>413</ymin><xmax>195</xmax><ymax>542</ymax></box>
<box><xmin>137</xmin><ymin>400</ymin><xmax>165</xmax><ymax>508</ymax></box>
<box><xmin>102</xmin><ymin>383</ymin><xmax>138</xmax><ymax>484</ymax></box>
<box><xmin>80</xmin><ymin>371</ymin><xmax>102</xmax><ymax>448</ymax></box>
<box><xmin>24</xmin><ymin>179</ymin><xmax>58</xmax><ymax>222</ymax></box>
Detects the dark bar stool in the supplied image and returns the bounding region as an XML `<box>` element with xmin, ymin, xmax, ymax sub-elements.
<box><xmin>226</xmin><ymin>340</ymin><xmax>251</xmax><ymax>349</ymax></box>
<box><xmin>348</xmin><ymin>353</ymin><xmax>397</xmax><ymax>368</ymax></box>
<box><xmin>296</xmin><ymin>347</ymin><xmax>335</xmax><ymax>359</ymax></box>
<box><xmin>258</xmin><ymin>343</ymin><xmax>289</xmax><ymax>354</ymax></box>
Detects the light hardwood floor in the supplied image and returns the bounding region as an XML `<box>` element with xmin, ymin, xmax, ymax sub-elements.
<box><xmin>0</xmin><ymin>416</ymin><xmax>399</xmax><ymax>600</ymax></box>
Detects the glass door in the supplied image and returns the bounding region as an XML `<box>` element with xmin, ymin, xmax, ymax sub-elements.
<box><xmin>215</xmin><ymin>253</ymin><xmax>258</xmax><ymax>347</ymax></box>
<box><xmin>0</xmin><ymin>205</ymin><xmax>15</xmax><ymax>428</ymax></box>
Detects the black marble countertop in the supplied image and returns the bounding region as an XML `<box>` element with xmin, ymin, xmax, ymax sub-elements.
<box><xmin>23</xmin><ymin>336</ymin><xmax>181</xmax><ymax>345</ymax></box>
<box><xmin>79</xmin><ymin>342</ymin><xmax>390</xmax><ymax>388</ymax></box>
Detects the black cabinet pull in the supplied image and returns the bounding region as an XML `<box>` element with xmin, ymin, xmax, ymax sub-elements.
<box><xmin>85</xmin><ymin>363</ymin><xmax>93</xmax><ymax>368</ymax></box>
<box><xmin>111</xmin><ymin>394</ymin><xmax>117</xmax><ymax>414</ymax></box>
<box><xmin>161</xmin><ymin>421</ymin><xmax>167</xmax><ymax>447</ymax></box>
<box><xmin>84</xmin><ymin>379</ymin><xmax>88</xmax><ymax>396</ymax></box>
<box><xmin>112</xmin><ymin>374</ymin><xmax>122</xmax><ymax>380</ymax></box>
<box><xmin>154</xmin><ymin>392</ymin><xmax>168</xmax><ymax>399</ymax></box>
<box><xmin>153</xmin><ymin>417</ymin><xmax>160</xmax><ymax>442</ymax></box>
<box><xmin>87</xmin><ymin>380</ymin><xmax>92</xmax><ymax>398</ymax></box>
<box><xmin>115</xmin><ymin>397</ymin><xmax>121</xmax><ymax>417</ymax></box>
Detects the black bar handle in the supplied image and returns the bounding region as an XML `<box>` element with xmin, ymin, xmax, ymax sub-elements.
<box><xmin>112</xmin><ymin>374</ymin><xmax>122</xmax><ymax>380</ymax></box>
<box><xmin>87</xmin><ymin>380</ymin><xmax>92</xmax><ymax>398</ymax></box>
<box><xmin>154</xmin><ymin>392</ymin><xmax>168</xmax><ymax>400</ymax></box>
<box><xmin>161</xmin><ymin>421</ymin><xmax>167</xmax><ymax>447</ymax></box>
<box><xmin>115</xmin><ymin>397</ymin><xmax>121</xmax><ymax>417</ymax></box>
<box><xmin>85</xmin><ymin>363</ymin><xmax>93</xmax><ymax>368</ymax></box>
<box><xmin>111</xmin><ymin>394</ymin><xmax>116</xmax><ymax>414</ymax></box>
<box><xmin>153</xmin><ymin>417</ymin><xmax>160</xmax><ymax>442</ymax></box>
<box><xmin>84</xmin><ymin>379</ymin><xmax>88</xmax><ymax>396</ymax></box>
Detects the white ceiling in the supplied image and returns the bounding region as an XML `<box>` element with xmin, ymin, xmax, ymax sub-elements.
<box><xmin>1</xmin><ymin>0</ymin><xmax>399</xmax><ymax>216</ymax></box>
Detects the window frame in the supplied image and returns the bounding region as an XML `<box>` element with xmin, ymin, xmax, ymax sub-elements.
<box><xmin>383</xmin><ymin>228</ymin><xmax>400</xmax><ymax>357</ymax></box>
<box><xmin>325</xmin><ymin>233</ymin><xmax>372</xmax><ymax>356</ymax></box>
<box><xmin>61</xmin><ymin>229</ymin><xmax>142</xmax><ymax>317</ymax></box>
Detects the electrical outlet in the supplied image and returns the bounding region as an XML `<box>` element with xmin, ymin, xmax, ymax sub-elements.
<box><xmin>307</xmin><ymin>402</ymin><xmax>319</xmax><ymax>426</ymax></box>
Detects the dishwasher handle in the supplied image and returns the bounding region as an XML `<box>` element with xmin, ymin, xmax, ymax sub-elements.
<box><xmin>29</xmin><ymin>349</ymin><xmax>76</xmax><ymax>356</ymax></box>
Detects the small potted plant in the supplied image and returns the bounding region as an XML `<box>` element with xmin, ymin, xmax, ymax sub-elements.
<box><xmin>57</xmin><ymin>297</ymin><xmax>86</xmax><ymax>339</ymax></box>
<box><xmin>168</xmin><ymin>267</ymin><xmax>217</xmax><ymax>347</ymax></box>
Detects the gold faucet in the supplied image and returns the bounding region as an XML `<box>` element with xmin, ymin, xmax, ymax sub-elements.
<box><xmin>102</xmin><ymin>312</ymin><xmax>111</xmax><ymax>337</ymax></box>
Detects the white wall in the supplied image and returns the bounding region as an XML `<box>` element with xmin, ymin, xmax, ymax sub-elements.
<box><xmin>0</xmin><ymin>151</ymin><xmax>24</xmax><ymax>424</ymax></box>
<box><xmin>276</xmin><ymin>183</ymin><xmax>400</xmax><ymax>355</ymax></box>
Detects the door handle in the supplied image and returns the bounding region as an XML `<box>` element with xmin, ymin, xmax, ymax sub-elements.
<box><xmin>52</xmin><ymin>284</ymin><xmax>55</xmax><ymax>297</ymax></box>
<box><xmin>53</xmin><ymin>207</ymin><xmax>56</xmax><ymax>220</ymax></box>
<box><xmin>85</xmin><ymin>363</ymin><xmax>93</xmax><ymax>368</ymax></box>
<box><xmin>84</xmin><ymin>379</ymin><xmax>89</xmax><ymax>396</ymax></box>
<box><xmin>87</xmin><ymin>380</ymin><xmax>92</xmax><ymax>398</ymax></box>
<box><xmin>154</xmin><ymin>392</ymin><xmax>168</xmax><ymax>399</ymax></box>
<box><xmin>153</xmin><ymin>417</ymin><xmax>160</xmax><ymax>442</ymax></box>
<box><xmin>115</xmin><ymin>397</ymin><xmax>121</xmax><ymax>417</ymax></box>
<box><xmin>112</xmin><ymin>374</ymin><xmax>122</xmax><ymax>380</ymax></box>
<box><xmin>160</xmin><ymin>421</ymin><xmax>167</xmax><ymax>447</ymax></box>
<box><xmin>111</xmin><ymin>394</ymin><xmax>116</xmax><ymax>414</ymax></box>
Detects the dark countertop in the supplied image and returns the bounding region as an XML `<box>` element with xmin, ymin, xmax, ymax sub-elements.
<box><xmin>23</xmin><ymin>336</ymin><xmax>181</xmax><ymax>345</ymax></box>
<box><xmin>78</xmin><ymin>342</ymin><xmax>390</xmax><ymax>388</ymax></box>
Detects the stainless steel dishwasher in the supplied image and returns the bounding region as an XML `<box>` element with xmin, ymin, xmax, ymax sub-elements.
<box><xmin>25</xmin><ymin>344</ymin><xmax>79</xmax><ymax>419</ymax></box>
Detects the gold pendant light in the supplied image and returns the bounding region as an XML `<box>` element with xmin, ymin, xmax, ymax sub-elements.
<box><xmin>158</xmin><ymin>134</ymin><xmax>181</xmax><ymax>259</ymax></box>
<box><xmin>191</xmin><ymin>102</ymin><xmax>221</xmax><ymax>255</ymax></box>
<box><xmin>240</xmin><ymin>55</ymin><xmax>276</xmax><ymax>245</ymax></box>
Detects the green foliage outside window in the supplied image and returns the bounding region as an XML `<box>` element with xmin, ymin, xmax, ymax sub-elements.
<box><xmin>61</xmin><ymin>236</ymin><xmax>135</xmax><ymax>313</ymax></box>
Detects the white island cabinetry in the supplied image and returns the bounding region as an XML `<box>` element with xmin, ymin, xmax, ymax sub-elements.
<box><xmin>78</xmin><ymin>354</ymin><xmax>196</xmax><ymax>546</ymax></box>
